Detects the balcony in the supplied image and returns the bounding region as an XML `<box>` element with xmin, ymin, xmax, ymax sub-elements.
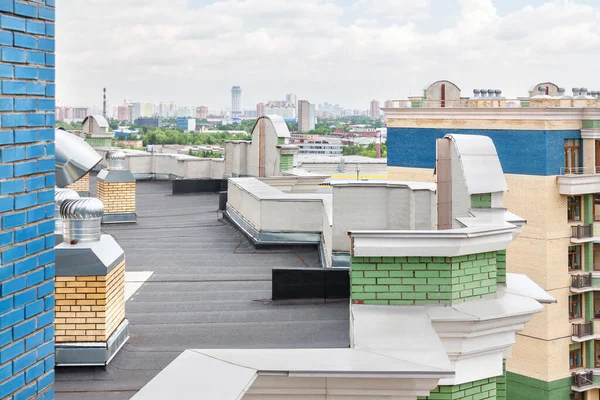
<box><xmin>558</xmin><ymin>167</ymin><xmax>600</xmax><ymax>195</ymax></box>
<box><xmin>573</xmin><ymin>322</ymin><xmax>594</xmax><ymax>339</ymax></box>
<box><xmin>571</xmin><ymin>273</ymin><xmax>593</xmax><ymax>292</ymax></box>
<box><xmin>572</xmin><ymin>371</ymin><xmax>594</xmax><ymax>389</ymax></box>
<box><xmin>571</xmin><ymin>224</ymin><xmax>595</xmax><ymax>243</ymax></box>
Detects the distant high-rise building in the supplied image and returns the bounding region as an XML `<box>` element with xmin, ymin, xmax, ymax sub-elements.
<box><xmin>257</xmin><ymin>103</ymin><xmax>265</xmax><ymax>118</ymax></box>
<box><xmin>286</xmin><ymin>93</ymin><xmax>297</xmax><ymax>113</ymax></box>
<box><xmin>231</xmin><ymin>86</ymin><xmax>242</xmax><ymax>119</ymax></box>
<box><xmin>197</xmin><ymin>106</ymin><xmax>209</xmax><ymax>120</ymax></box>
<box><xmin>298</xmin><ymin>100</ymin><xmax>316</xmax><ymax>132</ymax></box>
<box><xmin>264</xmin><ymin>100</ymin><xmax>295</xmax><ymax>119</ymax></box>
<box><xmin>370</xmin><ymin>100</ymin><xmax>380</xmax><ymax>120</ymax></box>
<box><xmin>117</xmin><ymin>105</ymin><xmax>129</xmax><ymax>121</ymax></box>
<box><xmin>143</xmin><ymin>103</ymin><xmax>154</xmax><ymax>117</ymax></box>
<box><xmin>384</xmin><ymin>100</ymin><xmax>394</xmax><ymax>108</ymax></box>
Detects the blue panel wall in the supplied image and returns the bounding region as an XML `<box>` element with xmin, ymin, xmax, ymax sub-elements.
<box><xmin>387</xmin><ymin>127</ymin><xmax>581</xmax><ymax>176</ymax></box>
<box><xmin>0</xmin><ymin>1</ymin><xmax>55</xmax><ymax>399</ymax></box>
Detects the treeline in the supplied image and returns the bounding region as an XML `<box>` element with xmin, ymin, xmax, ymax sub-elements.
<box><xmin>343</xmin><ymin>142</ymin><xmax>387</xmax><ymax>158</ymax></box>
<box><xmin>142</xmin><ymin>128</ymin><xmax>251</xmax><ymax>146</ymax></box>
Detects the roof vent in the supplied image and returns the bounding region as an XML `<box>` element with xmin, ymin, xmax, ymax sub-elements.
<box><xmin>480</xmin><ymin>89</ymin><xmax>488</xmax><ymax>98</ymax></box>
<box><xmin>60</xmin><ymin>198</ymin><xmax>104</xmax><ymax>243</ymax></box>
<box><xmin>487</xmin><ymin>89</ymin><xmax>495</xmax><ymax>98</ymax></box>
<box><xmin>472</xmin><ymin>89</ymin><xmax>481</xmax><ymax>98</ymax></box>
<box><xmin>557</xmin><ymin>87</ymin><xmax>566</xmax><ymax>97</ymax></box>
<box><xmin>55</xmin><ymin>188</ymin><xmax>80</xmax><ymax>233</ymax></box>
<box><xmin>573</xmin><ymin>88</ymin><xmax>581</xmax><ymax>97</ymax></box>
<box><xmin>106</xmin><ymin>150</ymin><xmax>126</xmax><ymax>171</ymax></box>
<box><xmin>581</xmin><ymin>88</ymin><xmax>589</xmax><ymax>97</ymax></box>
<box><xmin>495</xmin><ymin>89</ymin><xmax>502</xmax><ymax>98</ymax></box>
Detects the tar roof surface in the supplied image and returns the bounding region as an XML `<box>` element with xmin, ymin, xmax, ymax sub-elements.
<box><xmin>55</xmin><ymin>178</ymin><xmax>349</xmax><ymax>400</ymax></box>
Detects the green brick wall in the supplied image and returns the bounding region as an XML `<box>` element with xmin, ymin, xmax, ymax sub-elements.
<box><xmin>496</xmin><ymin>250</ymin><xmax>506</xmax><ymax>285</ymax></box>
<box><xmin>418</xmin><ymin>377</ymin><xmax>497</xmax><ymax>400</ymax></box>
<box><xmin>277</xmin><ymin>137</ymin><xmax>285</xmax><ymax>144</ymax></box>
<box><xmin>351</xmin><ymin>252</ymin><xmax>497</xmax><ymax>305</ymax></box>
<box><xmin>497</xmin><ymin>361</ymin><xmax>506</xmax><ymax>400</ymax></box>
<box><xmin>280</xmin><ymin>154</ymin><xmax>293</xmax><ymax>172</ymax></box>
<box><xmin>506</xmin><ymin>372</ymin><xmax>571</xmax><ymax>400</ymax></box>
<box><xmin>583</xmin><ymin>120</ymin><xmax>600</xmax><ymax>129</ymax></box>
<box><xmin>471</xmin><ymin>193</ymin><xmax>492</xmax><ymax>208</ymax></box>
<box><xmin>86</xmin><ymin>137</ymin><xmax>113</xmax><ymax>147</ymax></box>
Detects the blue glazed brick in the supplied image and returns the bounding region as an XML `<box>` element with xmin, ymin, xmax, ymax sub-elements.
<box><xmin>0</xmin><ymin>196</ymin><xmax>13</xmax><ymax>212</ymax></box>
<box><xmin>0</xmin><ymin>179</ymin><xmax>25</xmax><ymax>195</ymax></box>
<box><xmin>2</xmin><ymin>113</ymin><xmax>26</xmax><ymax>128</ymax></box>
<box><xmin>46</xmin><ymin>0</ymin><xmax>56</xmax><ymax>6</ymax></box>
<box><xmin>14</xmin><ymin>129</ymin><xmax>37</xmax><ymax>143</ymax></box>
<box><xmin>0</xmin><ymin>231</ymin><xmax>12</xmax><ymax>247</ymax></box>
<box><xmin>43</xmin><ymin>204</ymin><xmax>52</xmax><ymax>218</ymax></box>
<box><xmin>37</xmin><ymin>158</ymin><xmax>54</xmax><ymax>173</ymax></box>
<box><xmin>36</xmin><ymin>280</ymin><xmax>53</xmax><ymax>298</ymax></box>
<box><xmin>45</xmin><ymin>114</ymin><xmax>54</xmax><ymax>126</ymax></box>
<box><xmin>1</xmin><ymin>47</ymin><xmax>25</xmax><ymax>63</ymax></box>
<box><xmin>14</xmin><ymin>161</ymin><xmax>37</xmax><ymax>177</ymax></box>
<box><xmin>26</xmin><ymin>50</ymin><xmax>43</xmax><ymax>65</ymax></box>
<box><xmin>12</xmin><ymin>350</ymin><xmax>36</xmax><ymax>372</ymax></box>
<box><xmin>25</xmin><ymin>267</ymin><xmax>43</xmax><ymax>287</ymax></box>
<box><xmin>45</xmin><ymin>53</ymin><xmax>54</xmax><ymax>67</ymax></box>
<box><xmin>0</xmin><ymin>97</ymin><xmax>13</xmax><ymax>111</ymax></box>
<box><xmin>1</xmin><ymin>243</ymin><xmax>26</xmax><ymax>264</ymax></box>
<box><xmin>43</xmin><ymin>292</ymin><xmax>53</xmax><ymax>309</ymax></box>
<box><xmin>14</xmin><ymin>98</ymin><xmax>36</xmax><ymax>111</ymax></box>
<box><xmin>27</xmin><ymin>206</ymin><xmax>44</xmax><ymax>223</ymax></box>
<box><xmin>12</xmin><ymin>320</ymin><xmax>35</xmax><ymax>341</ymax></box>
<box><xmin>0</xmin><ymin>265</ymin><xmax>11</xmax><ymax>281</ymax></box>
<box><xmin>0</xmin><ymin>30</ymin><xmax>11</xmax><ymax>45</ymax></box>
<box><xmin>0</xmin><ymin>15</ymin><xmax>25</xmax><ymax>32</ymax></box>
<box><xmin>0</xmin><ymin>360</ymin><xmax>11</xmax><ymax>382</ymax></box>
<box><xmin>0</xmin><ymin>0</ymin><xmax>12</xmax><ymax>12</ymax></box>
<box><xmin>44</xmin><ymin>83</ymin><xmax>54</xmax><ymax>97</ymax></box>
<box><xmin>0</xmin><ymin>146</ymin><xmax>24</xmax><ymax>162</ymax></box>
<box><xmin>0</xmin><ymin>307</ymin><xmax>23</xmax><ymax>330</ymax></box>
<box><xmin>0</xmin><ymin>63</ymin><xmax>12</xmax><ymax>77</ymax></box>
<box><xmin>45</xmin><ymin>22</ymin><xmax>54</xmax><ymax>37</ymax></box>
<box><xmin>14</xmin><ymin>33</ymin><xmax>36</xmax><ymax>49</ymax></box>
<box><xmin>37</xmin><ymin>67</ymin><xmax>53</xmax><ymax>82</ymax></box>
<box><xmin>14</xmin><ymin>256</ymin><xmax>36</xmax><ymax>275</ymax></box>
<box><xmin>44</xmin><ymin>143</ymin><xmax>54</xmax><ymax>156</ymax></box>
<box><xmin>14</xmin><ymin>288</ymin><xmax>36</xmax><ymax>308</ymax></box>
<box><xmin>15</xmin><ymin>225</ymin><xmax>36</xmax><ymax>242</ymax></box>
<box><xmin>26</xmin><ymin>237</ymin><xmax>44</xmax><ymax>256</ymax></box>
<box><xmin>25</xmin><ymin>300</ymin><xmax>43</xmax><ymax>319</ymax></box>
<box><xmin>37</xmin><ymin>128</ymin><xmax>53</xmax><ymax>141</ymax></box>
<box><xmin>26</xmin><ymin>21</ymin><xmax>45</xmax><ymax>35</ymax></box>
<box><xmin>26</xmin><ymin>176</ymin><xmax>45</xmax><ymax>190</ymax></box>
<box><xmin>25</xmin><ymin>362</ymin><xmax>43</xmax><ymax>383</ymax></box>
<box><xmin>43</xmin><ymin>387</ymin><xmax>54</xmax><ymax>400</ymax></box>
<box><xmin>37</xmin><ymin>189</ymin><xmax>54</xmax><ymax>204</ymax></box>
<box><xmin>43</xmin><ymin>355</ymin><xmax>53</xmax><ymax>372</ymax></box>
<box><xmin>2</xmin><ymin>80</ymin><xmax>26</xmax><ymax>94</ymax></box>
<box><xmin>37</xmin><ymin>372</ymin><xmax>53</xmax><ymax>394</ymax></box>
<box><xmin>26</xmin><ymin>144</ymin><xmax>44</xmax><ymax>159</ymax></box>
<box><xmin>44</xmin><ymin>173</ymin><xmax>55</xmax><ymax>187</ymax></box>
<box><xmin>43</xmin><ymin>325</ymin><xmax>52</xmax><ymax>341</ymax></box>
<box><xmin>37</xmin><ymin>38</ymin><xmax>53</xmax><ymax>52</ymax></box>
<box><xmin>0</xmin><ymin>130</ymin><xmax>12</xmax><ymax>145</ymax></box>
<box><xmin>36</xmin><ymin>311</ymin><xmax>52</xmax><ymax>328</ymax></box>
<box><xmin>36</xmin><ymin>249</ymin><xmax>53</xmax><ymax>266</ymax></box>
<box><xmin>0</xmin><ymin>328</ymin><xmax>11</xmax><ymax>349</ymax></box>
<box><xmin>2</xmin><ymin>211</ymin><xmax>26</xmax><ymax>229</ymax></box>
<box><xmin>38</xmin><ymin>7</ymin><xmax>54</xmax><ymax>21</ymax></box>
<box><xmin>0</xmin><ymin>276</ymin><xmax>26</xmax><ymax>296</ymax></box>
<box><xmin>36</xmin><ymin>341</ymin><xmax>53</xmax><ymax>359</ymax></box>
<box><xmin>43</xmin><ymin>264</ymin><xmax>53</xmax><ymax>280</ymax></box>
<box><xmin>14</xmin><ymin>192</ymin><xmax>36</xmax><ymax>208</ymax></box>
<box><xmin>26</xmin><ymin>81</ymin><xmax>43</xmax><ymax>94</ymax></box>
<box><xmin>27</xmin><ymin>113</ymin><xmax>45</xmax><ymax>127</ymax></box>
<box><xmin>44</xmin><ymin>235</ymin><xmax>52</xmax><ymax>249</ymax></box>
<box><xmin>25</xmin><ymin>331</ymin><xmax>43</xmax><ymax>351</ymax></box>
<box><xmin>14</xmin><ymin>66</ymin><xmax>37</xmax><ymax>80</ymax></box>
<box><xmin>14</xmin><ymin>2</ymin><xmax>38</xmax><ymax>18</ymax></box>
<box><xmin>0</xmin><ymin>297</ymin><xmax>12</xmax><ymax>315</ymax></box>
<box><xmin>0</xmin><ymin>371</ymin><xmax>24</xmax><ymax>398</ymax></box>
<box><xmin>38</xmin><ymin>99</ymin><xmax>54</xmax><ymax>111</ymax></box>
<box><xmin>14</xmin><ymin>383</ymin><xmax>36</xmax><ymax>400</ymax></box>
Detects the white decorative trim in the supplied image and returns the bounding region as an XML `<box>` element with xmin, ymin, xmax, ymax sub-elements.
<box><xmin>383</xmin><ymin>107</ymin><xmax>599</xmax><ymax>121</ymax></box>
<box><xmin>558</xmin><ymin>174</ymin><xmax>600</xmax><ymax>195</ymax></box>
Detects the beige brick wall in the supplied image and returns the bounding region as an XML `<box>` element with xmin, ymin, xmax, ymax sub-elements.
<box><xmin>387</xmin><ymin>167</ymin><xmax>435</xmax><ymax>183</ymax></box>
<box><xmin>67</xmin><ymin>172</ymin><xmax>90</xmax><ymax>193</ymax></box>
<box><xmin>507</xmin><ymin>334</ymin><xmax>571</xmax><ymax>382</ymax></box>
<box><xmin>55</xmin><ymin>260</ymin><xmax>126</xmax><ymax>343</ymax></box>
<box><xmin>584</xmin><ymin>138</ymin><xmax>596</xmax><ymax>172</ymax></box>
<box><xmin>97</xmin><ymin>181</ymin><xmax>136</xmax><ymax>214</ymax></box>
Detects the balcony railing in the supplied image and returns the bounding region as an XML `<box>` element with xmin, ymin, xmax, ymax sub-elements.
<box><xmin>573</xmin><ymin>322</ymin><xmax>594</xmax><ymax>338</ymax></box>
<box><xmin>572</xmin><ymin>371</ymin><xmax>594</xmax><ymax>388</ymax></box>
<box><xmin>572</xmin><ymin>225</ymin><xmax>594</xmax><ymax>239</ymax></box>
<box><xmin>572</xmin><ymin>273</ymin><xmax>593</xmax><ymax>289</ymax></box>
<box><xmin>561</xmin><ymin>167</ymin><xmax>595</xmax><ymax>175</ymax></box>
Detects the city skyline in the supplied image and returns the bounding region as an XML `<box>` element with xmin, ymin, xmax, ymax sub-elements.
<box><xmin>56</xmin><ymin>0</ymin><xmax>600</xmax><ymax>109</ymax></box>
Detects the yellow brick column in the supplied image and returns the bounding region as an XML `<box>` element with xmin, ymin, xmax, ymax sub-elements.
<box><xmin>54</xmin><ymin>198</ymin><xmax>129</xmax><ymax>366</ymax></box>
<box><xmin>96</xmin><ymin>150</ymin><xmax>137</xmax><ymax>224</ymax></box>
<box><xmin>66</xmin><ymin>172</ymin><xmax>90</xmax><ymax>196</ymax></box>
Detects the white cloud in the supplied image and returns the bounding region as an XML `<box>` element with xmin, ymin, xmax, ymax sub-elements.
<box><xmin>57</xmin><ymin>0</ymin><xmax>600</xmax><ymax>110</ymax></box>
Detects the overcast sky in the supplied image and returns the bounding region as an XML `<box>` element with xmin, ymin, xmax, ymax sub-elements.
<box><xmin>57</xmin><ymin>0</ymin><xmax>600</xmax><ymax>110</ymax></box>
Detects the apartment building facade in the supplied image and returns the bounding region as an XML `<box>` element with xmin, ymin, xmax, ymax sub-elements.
<box><xmin>384</xmin><ymin>82</ymin><xmax>600</xmax><ymax>400</ymax></box>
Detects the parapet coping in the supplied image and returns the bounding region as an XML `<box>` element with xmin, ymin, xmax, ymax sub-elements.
<box><xmin>55</xmin><ymin>234</ymin><xmax>125</xmax><ymax>276</ymax></box>
<box><xmin>97</xmin><ymin>169</ymin><xmax>136</xmax><ymax>183</ymax></box>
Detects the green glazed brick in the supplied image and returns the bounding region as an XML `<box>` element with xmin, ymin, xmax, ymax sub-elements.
<box><xmin>439</xmin><ymin>271</ymin><xmax>451</xmax><ymax>278</ymax></box>
<box><xmin>472</xmin><ymin>393</ymin><xmax>487</xmax><ymax>400</ymax></box>
<box><xmin>473</xmin><ymin>273</ymin><xmax>488</xmax><ymax>281</ymax></box>
<box><xmin>407</xmin><ymin>257</ymin><xmax>421</xmax><ymax>263</ymax></box>
<box><xmin>352</xmin><ymin>292</ymin><xmax>376</xmax><ymax>300</ymax></box>
<box><xmin>485</xmin><ymin>251</ymin><xmax>496</xmax><ymax>258</ymax></box>
<box><xmin>480</xmin><ymin>278</ymin><xmax>496</xmax><ymax>287</ymax></box>
<box><xmin>351</xmin><ymin>286</ymin><xmax>364</xmax><ymax>293</ymax></box>
<box><xmin>432</xmin><ymin>257</ymin><xmax>446</xmax><ymax>263</ymax></box>
<box><xmin>480</xmin><ymin>265</ymin><xmax>495</xmax><ymax>273</ymax></box>
<box><xmin>415</xmin><ymin>285</ymin><xmax>441</xmax><ymax>292</ymax></box>
<box><xmin>351</xmin><ymin>257</ymin><xmax>365</xmax><ymax>263</ymax></box>
<box><xmin>453</xmin><ymin>269</ymin><xmax>465</xmax><ymax>277</ymax></box>
<box><xmin>427</xmin><ymin>278</ymin><xmax>450</xmax><ymax>285</ymax></box>
<box><xmin>497</xmin><ymin>276</ymin><xmax>506</xmax><ymax>284</ymax></box>
<box><xmin>428</xmin><ymin>263</ymin><xmax>451</xmax><ymax>271</ymax></box>
<box><xmin>352</xmin><ymin>278</ymin><xmax>376</xmax><ymax>285</ymax></box>
<box><xmin>381</xmin><ymin>257</ymin><xmax>395</xmax><ymax>263</ymax></box>
<box><xmin>428</xmin><ymin>292</ymin><xmax>452</xmax><ymax>300</ymax></box>
<box><xmin>464</xmin><ymin>267</ymin><xmax>481</xmax><ymax>276</ymax></box>
<box><xmin>496</xmin><ymin>269</ymin><xmax>506</xmax><ymax>276</ymax></box>
<box><xmin>351</xmin><ymin>271</ymin><xmax>364</xmax><ymax>278</ymax></box>
<box><xmin>378</xmin><ymin>278</ymin><xmax>403</xmax><ymax>285</ymax></box>
<box><xmin>389</xmin><ymin>271</ymin><xmax>414</xmax><ymax>278</ymax></box>
<box><xmin>364</xmin><ymin>285</ymin><xmax>388</xmax><ymax>293</ymax></box>
<box><xmin>473</xmin><ymin>287</ymin><xmax>489</xmax><ymax>296</ymax></box>
<box><xmin>389</xmin><ymin>285</ymin><xmax>414</xmax><ymax>292</ymax></box>
<box><xmin>468</xmin><ymin>254</ymin><xmax>477</xmax><ymax>261</ymax></box>
<box><xmin>352</xmin><ymin>263</ymin><xmax>376</xmax><ymax>271</ymax></box>
<box><xmin>415</xmin><ymin>271</ymin><xmax>439</xmax><ymax>278</ymax></box>
<box><xmin>452</xmin><ymin>262</ymin><xmax>464</xmax><ymax>270</ymax></box>
<box><xmin>458</xmin><ymin>261</ymin><xmax>472</xmax><ymax>268</ymax></box>
<box><xmin>404</xmin><ymin>263</ymin><xmax>427</xmax><ymax>271</ymax></box>
<box><xmin>419</xmin><ymin>257</ymin><xmax>433</xmax><ymax>262</ymax></box>
<box><xmin>452</xmin><ymin>255</ymin><xmax>469</xmax><ymax>263</ymax></box>
<box><xmin>464</xmin><ymin>280</ymin><xmax>482</xmax><ymax>290</ymax></box>
<box><xmin>476</xmin><ymin>253</ymin><xmax>485</xmax><ymax>260</ymax></box>
<box><xmin>465</xmin><ymin>387</ymin><xmax>481</xmax><ymax>396</ymax></box>
<box><xmin>459</xmin><ymin>382</ymin><xmax>474</xmax><ymax>390</ymax></box>
<box><xmin>460</xmin><ymin>289</ymin><xmax>473</xmax><ymax>297</ymax></box>
<box><xmin>369</xmin><ymin>257</ymin><xmax>382</xmax><ymax>262</ymax></box>
<box><xmin>481</xmin><ymin>383</ymin><xmax>495</xmax><ymax>392</ymax></box>
<box><xmin>488</xmin><ymin>258</ymin><xmax>497</xmax><ymax>265</ymax></box>
<box><xmin>365</xmin><ymin>271</ymin><xmax>389</xmax><ymax>278</ymax></box>
<box><xmin>451</xmin><ymin>284</ymin><xmax>465</xmax><ymax>292</ymax></box>
<box><xmin>403</xmin><ymin>278</ymin><xmax>427</xmax><ymax>285</ymax></box>
<box><xmin>451</xmin><ymin>291</ymin><xmax>461</xmax><ymax>299</ymax></box>
<box><xmin>473</xmin><ymin>259</ymin><xmax>489</xmax><ymax>267</ymax></box>
<box><xmin>488</xmin><ymin>388</ymin><xmax>497</xmax><ymax>396</ymax></box>
<box><xmin>377</xmin><ymin>263</ymin><xmax>403</xmax><ymax>271</ymax></box>
<box><xmin>402</xmin><ymin>292</ymin><xmax>427</xmax><ymax>300</ymax></box>
<box><xmin>394</xmin><ymin>257</ymin><xmax>407</xmax><ymax>263</ymax></box>
<box><xmin>459</xmin><ymin>275</ymin><xmax>473</xmax><ymax>283</ymax></box>
<box><xmin>363</xmin><ymin>300</ymin><xmax>389</xmax><ymax>305</ymax></box>
<box><xmin>438</xmin><ymin>285</ymin><xmax>452</xmax><ymax>292</ymax></box>
<box><xmin>377</xmin><ymin>292</ymin><xmax>402</xmax><ymax>300</ymax></box>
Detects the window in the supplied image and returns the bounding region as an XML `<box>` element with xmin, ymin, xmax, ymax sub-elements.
<box><xmin>595</xmin><ymin>341</ymin><xmax>600</xmax><ymax>368</ymax></box>
<box><xmin>569</xmin><ymin>246</ymin><xmax>582</xmax><ymax>271</ymax></box>
<box><xmin>570</xmin><ymin>343</ymin><xmax>583</xmax><ymax>369</ymax></box>
<box><xmin>568</xmin><ymin>196</ymin><xmax>582</xmax><ymax>221</ymax></box>
<box><xmin>571</xmin><ymin>392</ymin><xmax>584</xmax><ymax>400</ymax></box>
<box><xmin>595</xmin><ymin>293</ymin><xmax>600</xmax><ymax>319</ymax></box>
<box><xmin>565</xmin><ymin>139</ymin><xmax>581</xmax><ymax>174</ymax></box>
<box><xmin>570</xmin><ymin>294</ymin><xmax>582</xmax><ymax>320</ymax></box>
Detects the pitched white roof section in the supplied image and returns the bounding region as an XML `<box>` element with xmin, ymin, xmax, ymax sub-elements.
<box><xmin>446</xmin><ymin>134</ymin><xmax>508</xmax><ymax>195</ymax></box>
<box><xmin>263</xmin><ymin>114</ymin><xmax>291</xmax><ymax>138</ymax></box>
<box><xmin>500</xmin><ymin>273</ymin><xmax>557</xmax><ymax>304</ymax></box>
<box><xmin>83</xmin><ymin>115</ymin><xmax>109</xmax><ymax>129</ymax></box>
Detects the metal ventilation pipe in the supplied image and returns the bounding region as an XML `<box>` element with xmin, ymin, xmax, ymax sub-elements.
<box><xmin>106</xmin><ymin>150</ymin><xmax>126</xmax><ymax>171</ymax></box>
<box><xmin>558</xmin><ymin>87</ymin><xmax>566</xmax><ymax>97</ymax></box>
<box><xmin>55</xmin><ymin>188</ymin><xmax>80</xmax><ymax>235</ymax></box>
<box><xmin>487</xmin><ymin>89</ymin><xmax>495</xmax><ymax>98</ymax></box>
<box><xmin>55</xmin><ymin>128</ymin><xmax>103</xmax><ymax>188</ymax></box>
<box><xmin>495</xmin><ymin>89</ymin><xmax>502</xmax><ymax>98</ymax></box>
<box><xmin>61</xmin><ymin>198</ymin><xmax>104</xmax><ymax>243</ymax></box>
<box><xmin>480</xmin><ymin>89</ymin><xmax>488</xmax><ymax>98</ymax></box>
<box><xmin>573</xmin><ymin>88</ymin><xmax>581</xmax><ymax>97</ymax></box>
<box><xmin>472</xmin><ymin>89</ymin><xmax>481</xmax><ymax>98</ymax></box>
<box><xmin>581</xmin><ymin>87</ymin><xmax>589</xmax><ymax>97</ymax></box>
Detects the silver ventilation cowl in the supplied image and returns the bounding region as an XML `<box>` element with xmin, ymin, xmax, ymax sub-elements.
<box><xmin>106</xmin><ymin>150</ymin><xmax>126</xmax><ymax>171</ymax></box>
<box><xmin>55</xmin><ymin>129</ymin><xmax>102</xmax><ymax>188</ymax></box>
<box><xmin>55</xmin><ymin>188</ymin><xmax>80</xmax><ymax>233</ymax></box>
<box><xmin>60</xmin><ymin>198</ymin><xmax>104</xmax><ymax>243</ymax></box>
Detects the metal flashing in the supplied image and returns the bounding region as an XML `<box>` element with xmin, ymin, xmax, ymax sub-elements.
<box><xmin>102</xmin><ymin>213</ymin><xmax>138</xmax><ymax>224</ymax></box>
<box><xmin>96</xmin><ymin>169</ymin><xmax>136</xmax><ymax>183</ymax></box>
<box><xmin>55</xmin><ymin>234</ymin><xmax>125</xmax><ymax>276</ymax></box>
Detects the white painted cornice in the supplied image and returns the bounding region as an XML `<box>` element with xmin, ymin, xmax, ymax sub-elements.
<box><xmin>383</xmin><ymin>107</ymin><xmax>600</xmax><ymax>121</ymax></box>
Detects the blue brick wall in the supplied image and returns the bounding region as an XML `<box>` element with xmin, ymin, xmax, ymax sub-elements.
<box><xmin>0</xmin><ymin>1</ymin><xmax>55</xmax><ymax>399</ymax></box>
<box><xmin>387</xmin><ymin>127</ymin><xmax>581</xmax><ymax>176</ymax></box>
